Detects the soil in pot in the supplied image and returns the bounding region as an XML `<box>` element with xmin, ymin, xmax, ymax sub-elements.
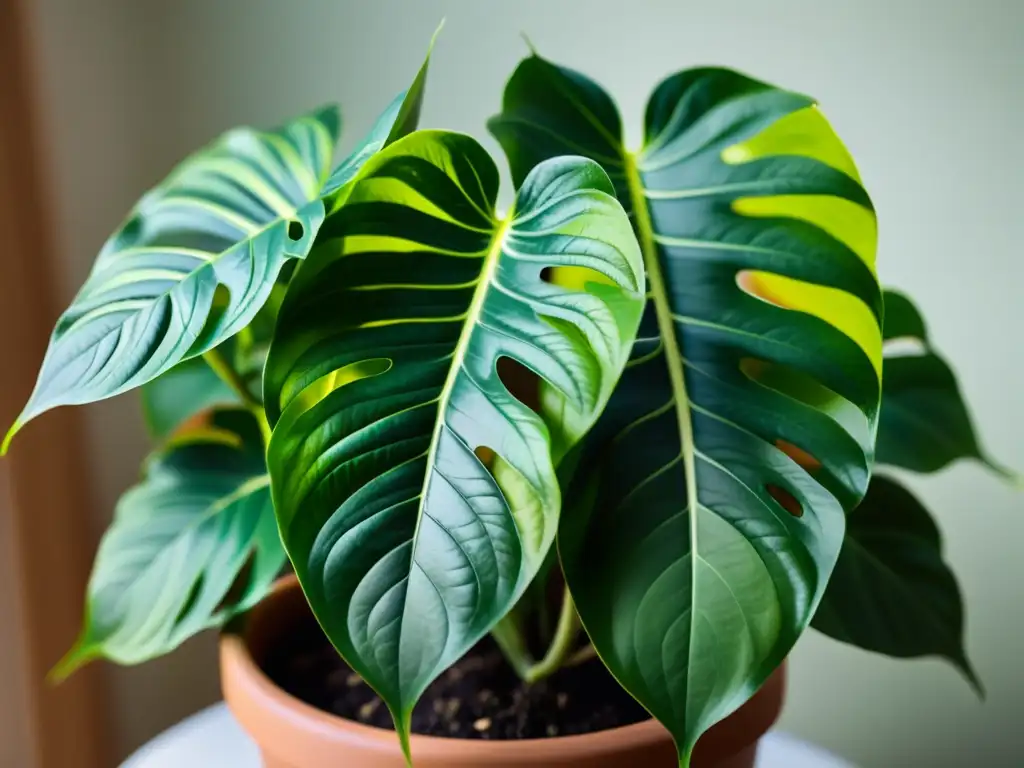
<box><xmin>262</xmin><ymin>612</ymin><xmax>650</xmax><ymax>740</ymax></box>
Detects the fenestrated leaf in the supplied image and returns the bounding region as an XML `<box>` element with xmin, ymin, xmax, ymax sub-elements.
<box><xmin>4</xmin><ymin>108</ymin><xmax>337</xmax><ymax>452</ymax></box>
<box><xmin>2</xmin><ymin>39</ymin><xmax>438</xmax><ymax>453</ymax></box>
<box><xmin>812</xmin><ymin>474</ymin><xmax>980</xmax><ymax>692</ymax></box>
<box><xmin>493</xmin><ymin>56</ymin><xmax>882</xmax><ymax>764</ymax></box>
<box><xmin>878</xmin><ymin>289</ymin><xmax>1013</xmax><ymax>479</ymax></box>
<box><xmin>264</xmin><ymin>131</ymin><xmax>644</xmax><ymax>756</ymax></box>
<box><xmin>141</xmin><ymin>356</ymin><xmax>240</xmax><ymax>441</ymax></box>
<box><xmin>53</xmin><ymin>410</ymin><xmax>285</xmax><ymax>678</ymax></box>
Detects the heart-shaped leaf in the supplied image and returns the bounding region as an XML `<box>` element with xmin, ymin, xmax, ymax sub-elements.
<box><xmin>53</xmin><ymin>410</ymin><xmax>285</xmax><ymax>678</ymax></box>
<box><xmin>812</xmin><ymin>474</ymin><xmax>980</xmax><ymax>692</ymax></box>
<box><xmin>3</xmin><ymin>39</ymin><xmax>437</xmax><ymax>453</ymax></box>
<box><xmin>264</xmin><ymin>131</ymin><xmax>644</xmax><ymax>755</ymax></box>
<box><xmin>493</xmin><ymin>55</ymin><xmax>882</xmax><ymax>764</ymax></box>
<box><xmin>878</xmin><ymin>289</ymin><xmax>1013</xmax><ymax>479</ymax></box>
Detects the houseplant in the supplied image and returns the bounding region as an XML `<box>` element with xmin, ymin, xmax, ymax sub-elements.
<box><xmin>3</xmin><ymin>27</ymin><xmax>1013</xmax><ymax>768</ymax></box>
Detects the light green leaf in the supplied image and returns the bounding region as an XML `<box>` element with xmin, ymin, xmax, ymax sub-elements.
<box><xmin>493</xmin><ymin>56</ymin><xmax>882</xmax><ymax>764</ymax></box>
<box><xmin>4</xmin><ymin>107</ymin><xmax>338</xmax><ymax>453</ymax></box>
<box><xmin>3</xmin><ymin>37</ymin><xmax>438</xmax><ymax>453</ymax></box>
<box><xmin>812</xmin><ymin>474</ymin><xmax>981</xmax><ymax>693</ymax></box>
<box><xmin>264</xmin><ymin>130</ymin><xmax>644</xmax><ymax>757</ymax></box>
<box><xmin>141</xmin><ymin>357</ymin><xmax>241</xmax><ymax>441</ymax></box>
<box><xmin>878</xmin><ymin>289</ymin><xmax>1014</xmax><ymax>480</ymax></box>
<box><xmin>53</xmin><ymin>410</ymin><xmax>285</xmax><ymax>678</ymax></box>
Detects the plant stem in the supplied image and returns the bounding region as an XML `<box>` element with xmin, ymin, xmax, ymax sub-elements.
<box><xmin>524</xmin><ymin>585</ymin><xmax>580</xmax><ymax>684</ymax></box>
<box><xmin>490</xmin><ymin>615</ymin><xmax>535</xmax><ymax>681</ymax></box>
<box><xmin>566</xmin><ymin>642</ymin><xmax>597</xmax><ymax>667</ymax></box>
<box><xmin>202</xmin><ymin>347</ymin><xmax>272</xmax><ymax>445</ymax></box>
<box><xmin>537</xmin><ymin>595</ymin><xmax>552</xmax><ymax>648</ymax></box>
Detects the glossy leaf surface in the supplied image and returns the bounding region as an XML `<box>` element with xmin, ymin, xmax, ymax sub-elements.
<box><xmin>493</xmin><ymin>55</ymin><xmax>882</xmax><ymax>762</ymax></box>
<box><xmin>55</xmin><ymin>410</ymin><xmax>284</xmax><ymax>677</ymax></box>
<box><xmin>878</xmin><ymin>289</ymin><xmax>1010</xmax><ymax>478</ymax></box>
<box><xmin>3</xmin><ymin>41</ymin><xmax>436</xmax><ymax>452</ymax></box>
<box><xmin>812</xmin><ymin>474</ymin><xmax>979</xmax><ymax>690</ymax></box>
<box><xmin>264</xmin><ymin>131</ymin><xmax>644</xmax><ymax>753</ymax></box>
<box><xmin>4</xmin><ymin>108</ymin><xmax>337</xmax><ymax>452</ymax></box>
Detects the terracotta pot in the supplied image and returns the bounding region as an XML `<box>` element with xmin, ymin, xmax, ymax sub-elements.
<box><xmin>221</xmin><ymin>576</ymin><xmax>786</xmax><ymax>768</ymax></box>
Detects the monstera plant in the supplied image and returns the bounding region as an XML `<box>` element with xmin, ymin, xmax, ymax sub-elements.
<box><xmin>3</xmin><ymin>29</ymin><xmax>1012</xmax><ymax>768</ymax></box>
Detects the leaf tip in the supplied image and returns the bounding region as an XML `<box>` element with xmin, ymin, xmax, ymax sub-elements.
<box><xmin>48</xmin><ymin>641</ymin><xmax>98</xmax><ymax>684</ymax></box>
<box><xmin>520</xmin><ymin>32</ymin><xmax>538</xmax><ymax>55</ymax></box>
<box><xmin>990</xmin><ymin>460</ymin><xmax>1024</xmax><ymax>490</ymax></box>
<box><xmin>1</xmin><ymin>418</ymin><xmax>23</xmax><ymax>456</ymax></box>
<box><xmin>397</xmin><ymin>712</ymin><xmax>414</xmax><ymax>767</ymax></box>
<box><xmin>429</xmin><ymin>18</ymin><xmax>446</xmax><ymax>50</ymax></box>
<box><xmin>958</xmin><ymin>657</ymin><xmax>986</xmax><ymax>701</ymax></box>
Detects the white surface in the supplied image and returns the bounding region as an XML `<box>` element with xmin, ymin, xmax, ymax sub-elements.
<box><xmin>122</xmin><ymin>703</ymin><xmax>853</xmax><ymax>768</ymax></box>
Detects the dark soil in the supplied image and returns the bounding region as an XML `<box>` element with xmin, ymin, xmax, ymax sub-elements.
<box><xmin>261</xmin><ymin>613</ymin><xmax>650</xmax><ymax>740</ymax></box>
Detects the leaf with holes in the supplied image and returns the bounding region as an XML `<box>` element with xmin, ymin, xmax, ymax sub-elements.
<box><xmin>812</xmin><ymin>474</ymin><xmax>980</xmax><ymax>692</ymax></box>
<box><xmin>2</xmin><ymin>41</ymin><xmax>436</xmax><ymax>453</ymax></box>
<box><xmin>53</xmin><ymin>410</ymin><xmax>285</xmax><ymax>678</ymax></box>
<box><xmin>878</xmin><ymin>289</ymin><xmax>1014</xmax><ymax>480</ymax></box>
<box><xmin>264</xmin><ymin>131</ymin><xmax>644</xmax><ymax>756</ymax></box>
<box><xmin>493</xmin><ymin>56</ymin><xmax>882</xmax><ymax>764</ymax></box>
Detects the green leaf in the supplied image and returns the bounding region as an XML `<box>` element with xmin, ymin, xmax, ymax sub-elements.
<box><xmin>878</xmin><ymin>289</ymin><xmax>1013</xmax><ymax>479</ymax></box>
<box><xmin>264</xmin><ymin>130</ymin><xmax>644</xmax><ymax>756</ymax></box>
<box><xmin>493</xmin><ymin>55</ymin><xmax>882</xmax><ymax>763</ymax></box>
<box><xmin>2</xmin><ymin>38</ymin><xmax>437</xmax><ymax>453</ymax></box>
<box><xmin>53</xmin><ymin>410</ymin><xmax>285</xmax><ymax>678</ymax></box>
<box><xmin>141</xmin><ymin>357</ymin><xmax>241</xmax><ymax>441</ymax></box>
<box><xmin>812</xmin><ymin>474</ymin><xmax>980</xmax><ymax>693</ymax></box>
<box><xmin>4</xmin><ymin>107</ymin><xmax>337</xmax><ymax>452</ymax></box>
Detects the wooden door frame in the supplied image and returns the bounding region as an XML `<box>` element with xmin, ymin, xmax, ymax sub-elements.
<box><xmin>0</xmin><ymin>1</ymin><xmax>111</xmax><ymax>766</ymax></box>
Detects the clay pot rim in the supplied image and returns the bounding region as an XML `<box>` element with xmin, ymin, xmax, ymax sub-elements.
<box><xmin>221</xmin><ymin>575</ymin><xmax>785</xmax><ymax>763</ymax></box>
<box><xmin>220</xmin><ymin>575</ymin><xmax>673</xmax><ymax>759</ymax></box>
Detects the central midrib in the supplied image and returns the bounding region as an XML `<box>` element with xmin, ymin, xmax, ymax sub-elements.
<box><xmin>398</xmin><ymin>210</ymin><xmax>513</xmax><ymax>705</ymax></box>
<box><xmin>623</xmin><ymin>150</ymin><xmax>700</xmax><ymax>747</ymax></box>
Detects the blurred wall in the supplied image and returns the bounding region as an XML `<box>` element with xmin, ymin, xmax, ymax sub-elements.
<box><xmin>25</xmin><ymin>0</ymin><xmax>1023</xmax><ymax>764</ymax></box>
<box><xmin>0</xmin><ymin>467</ymin><xmax>34</xmax><ymax>768</ymax></box>
<box><xmin>25</xmin><ymin>1</ymin><xmax>222</xmax><ymax>761</ymax></box>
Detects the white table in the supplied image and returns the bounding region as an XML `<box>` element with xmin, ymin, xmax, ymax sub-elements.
<box><xmin>123</xmin><ymin>703</ymin><xmax>853</xmax><ymax>767</ymax></box>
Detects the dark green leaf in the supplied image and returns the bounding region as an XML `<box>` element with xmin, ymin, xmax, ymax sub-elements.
<box><xmin>493</xmin><ymin>55</ymin><xmax>882</xmax><ymax>763</ymax></box>
<box><xmin>141</xmin><ymin>357</ymin><xmax>240</xmax><ymax>441</ymax></box>
<box><xmin>812</xmin><ymin>474</ymin><xmax>980</xmax><ymax>692</ymax></box>
<box><xmin>53</xmin><ymin>410</ymin><xmax>285</xmax><ymax>678</ymax></box>
<box><xmin>881</xmin><ymin>289</ymin><xmax>926</xmax><ymax>340</ymax></box>
<box><xmin>878</xmin><ymin>289</ymin><xmax>1012</xmax><ymax>479</ymax></box>
<box><xmin>264</xmin><ymin>130</ymin><xmax>644</xmax><ymax>755</ymax></box>
<box><xmin>3</xmin><ymin>39</ymin><xmax>437</xmax><ymax>453</ymax></box>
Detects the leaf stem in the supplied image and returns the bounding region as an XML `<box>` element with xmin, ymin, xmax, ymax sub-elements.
<box><xmin>202</xmin><ymin>347</ymin><xmax>271</xmax><ymax>445</ymax></box>
<box><xmin>490</xmin><ymin>615</ymin><xmax>535</xmax><ymax>681</ymax></box>
<box><xmin>524</xmin><ymin>585</ymin><xmax>580</xmax><ymax>683</ymax></box>
<box><xmin>565</xmin><ymin>642</ymin><xmax>597</xmax><ymax>668</ymax></box>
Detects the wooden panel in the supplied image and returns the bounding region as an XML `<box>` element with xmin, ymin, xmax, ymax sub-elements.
<box><xmin>0</xmin><ymin>465</ymin><xmax>37</xmax><ymax>768</ymax></box>
<box><xmin>0</xmin><ymin>1</ymin><xmax>112</xmax><ymax>766</ymax></box>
